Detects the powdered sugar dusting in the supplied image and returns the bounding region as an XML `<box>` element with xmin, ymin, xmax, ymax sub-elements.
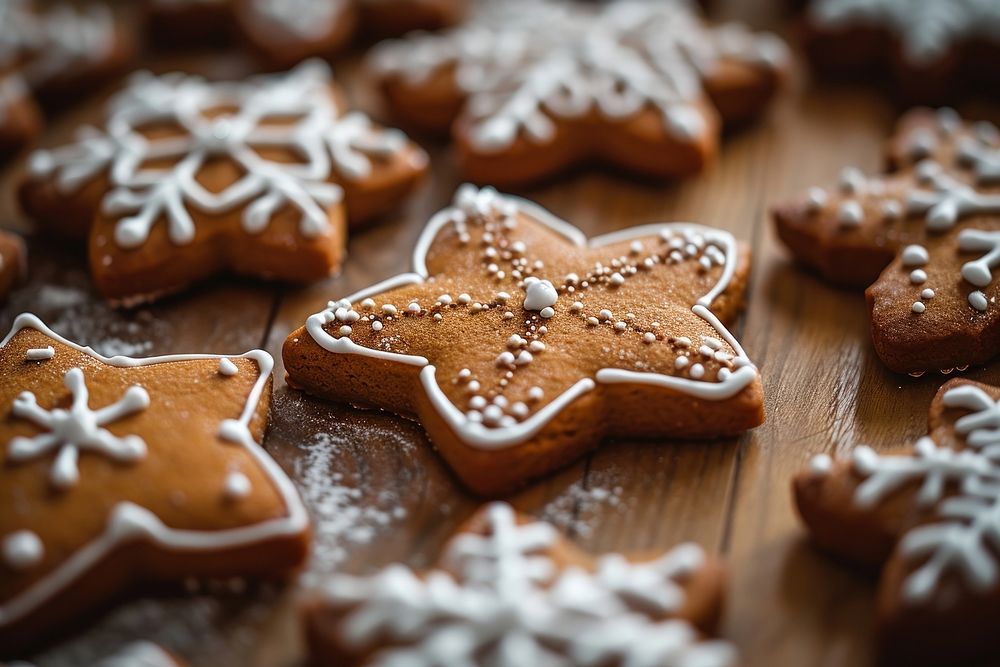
<box><xmin>540</xmin><ymin>474</ymin><xmax>625</xmax><ymax>538</ymax></box>
<box><xmin>297</xmin><ymin>430</ymin><xmax>410</xmax><ymax>585</ymax></box>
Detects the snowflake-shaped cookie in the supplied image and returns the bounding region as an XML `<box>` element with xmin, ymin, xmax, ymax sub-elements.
<box><xmin>369</xmin><ymin>0</ymin><xmax>787</xmax><ymax>186</ymax></box>
<box><xmin>284</xmin><ymin>185</ymin><xmax>763</xmax><ymax>495</ymax></box>
<box><xmin>306</xmin><ymin>501</ymin><xmax>737</xmax><ymax>667</ymax></box>
<box><xmin>0</xmin><ymin>313</ymin><xmax>309</xmax><ymax>653</ymax></box>
<box><xmin>797</xmin><ymin>379</ymin><xmax>1000</xmax><ymax>664</ymax></box>
<box><xmin>773</xmin><ymin>108</ymin><xmax>1000</xmax><ymax>375</ymax></box>
<box><xmin>0</xmin><ymin>0</ymin><xmax>130</xmax><ymax>157</ymax></box>
<box><xmin>805</xmin><ymin>0</ymin><xmax>1000</xmax><ymax>100</ymax></box>
<box><xmin>19</xmin><ymin>60</ymin><xmax>427</xmax><ymax>305</ymax></box>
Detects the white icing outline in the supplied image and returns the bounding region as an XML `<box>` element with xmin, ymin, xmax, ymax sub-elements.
<box><xmin>305</xmin><ymin>188</ymin><xmax>759</xmax><ymax>450</ymax></box>
<box><xmin>0</xmin><ymin>313</ymin><xmax>309</xmax><ymax>629</ymax></box>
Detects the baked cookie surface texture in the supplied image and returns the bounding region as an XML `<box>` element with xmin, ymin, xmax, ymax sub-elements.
<box><xmin>774</xmin><ymin>108</ymin><xmax>1000</xmax><ymax>375</ymax></box>
<box><xmin>19</xmin><ymin>60</ymin><xmax>427</xmax><ymax>306</ymax></box>
<box><xmin>284</xmin><ymin>185</ymin><xmax>764</xmax><ymax>495</ymax></box>
<box><xmin>369</xmin><ymin>0</ymin><xmax>788</xmax><ymax>186</ymax></box>
<box><xmin>0</xmin><ymin>314</ymin><xmax>310</xmax><ymax>655</ymax></box>
<box><xmin>305</xmin><ymin>501</ymin><xmax>737</xmax><ymax>666</ymax></box>
<box><xmin>796</xmin><ymin>379</ymin><xmax>1000</xmax><ymax>665</ymax></box>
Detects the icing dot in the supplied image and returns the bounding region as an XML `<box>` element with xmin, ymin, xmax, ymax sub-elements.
<box><xmin>470</xmin><ymin>396</ymin><xmax>487</xmax><ymax>410</ymax></box>
<box><xmin>371</xmin><ymin>320</ymin><xmax>383</xmax><ymax>332</ymax></box>
<box><xmin>674</xmin><ymin>337</ymin><xmax>691</xmax><ymax>348</ymax></box>
<box><xmin>515</xmin><ymin>351</ymin><xmax>533</xmax><ymax>366</ymax></box>
<box><xmin>361</xmin><ymin>298</ymin><xmax>375</xmax><ymax>310</ymax></box>
<box><xmin>406</xmin><ymin>303</ymin><xmax>421</xmax><ymax>314</ymax></box>
<box><xmin>539</xmin><ymin>307</ymin><xmax>555</xmax><ymax>319</ymax></box>
<box><xmin>837</xmin><ymin>201</ymin><xmax>864</xmax><ymax>227</ymax></box>
<box><xmin>909</xmin><ymin>269</ymin><xmax>927</xmax><ymax>285</ymax></box>
<box><xmin>911</xmin><ymin>301</ymin><xmax>925</xmax><ymax>313</ymax></box>
<box><xmin>339</xmin><ymin>325</ymin><xmax>353</xmax><ymax>336</ymax></box>
<box><xmin>468</xmin><ymin>380</ymin><xmax>481</xmax><ymax>392</ymax></box>
<box><xmin>382</xmin><ymin>304</ymin><xmax>397</xmax><ymax>315</ymax></box>
<box><xmin>922</xmin><ymin>288</ymin><xmax>935</xmax><ymax>299</ymax></box>
<box><xmin>458</xmin><ymin>293</ymin><xmax>471</xmax><ymax>304</ymax></box>
<box><xmin>586</xmin><ymin>317</ymin><xmax>599</xmax><ymax>326</ymax></box>
<box><xmin>528</xmin><ymin>386</ymin><xmax>544</xmax><ymax>401</ymax></box>
<box><xmin>609</xmin><ymin>272</ymin><xmax>625</xmax><ymax>286</ymax></box>
<box><xmin>224</xmin><ymin>471</ymin><xmax>251</xmax><ymax>500</ymax></box>
<box><xmin>614</xmin><ymin>321</ymin><xmax>627</xmax><ymax>331</ymax></box>
<box><xmin>806</xmin><ymin>187</ymin><xmax>827</xmax><ymax>212</ymax></box>
<box><xmin>218</xmin><ymin>358</ymin><xmax>238</xmax><ymax>376</ymax></box>
<box><xmin>809</xmin><ymin>454</ymin><xmax>832</xmax><ymax>477</ymax></box>
<box><xmin>881</xmin><ymin>200</ymin><xmax>902</xmax><ymax>220</ymax></box>
<box><xmin>675</xmin><ymin>356</ymin><xmax>689</xmax><ymax>369</ymax></box>
<box><xmin>523</xmin><ymin>280</ymin><xmax>558</xmax><ymax>311</ymax></box>
<box><xmin>529</xmin><ymin>341</ymin><xmax>545</xmax><ymax>353</ymax></box>
<box><xmin>3</xmin><ymin>531</ymin><xmax>43</xmax><ymax>571</ymax></box>
<box><xmin>643</xmin><ymin>332</ymin><xmax>656</xmax><ymax>344</ymax></box>
<box><xmin>901</xmin><ymin>245</ymin><xmax>929</xmax><ymax>267</ymax></box>
<box><xmin>599</xmin><ymin>309</ymin><xmax>613</xmax><ymax>321</ymax></box>
<box><xmin>969</xmin><ymin>290</ymin><xmax>989</xmax><ymax>312</ymax></box>
<box><xmin>496</xmin><ymin>352</ymin><xmax>515</xmax><ymax>367</ymax></box>
<box><xmin>218</xmin><ymin>419</ymin><xmax>250</xmax><ymax>444</ymax></box>
<box><xmin>503</xmin><ymin>311</ymin><xmax>514</xmax><ymax>320</ymax></box>
<box><xmin>25</xmin><ymin>347</ymin><xmax>55</xmax><ymax>361</ymax></box>
<box><xmin>496</xmin><ymin>291</ymin><xmax>511</xmax><ymax>302</ymax></box>
<box><xmin>569</xmin><ymin>301</ymin><xmax>582</xmax><ymax>312</ymax></box>
<box><xmin>689</xmin><ymin>364</ymin><xmax>705</xmax><ymax>379</ymax></box>
<box><xmin>458</xmin><ymin>368</ymin><xmax>471</xmax><ymax>380</ymax></box>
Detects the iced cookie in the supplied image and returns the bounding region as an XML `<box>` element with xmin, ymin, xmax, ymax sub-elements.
<box><xmin>369</xmin><ymin>0</ymin><xmax>788</xmax><ymax>186</ymax></box>
<box><xmin>235</xmin><ymin>0</ymin><xmax>466</xmax><ymax>68</ymax></box>
<box><xmin>19</xmin><ymin>60</ymin><xmax>427</xmax><ymax>306</ymax></box>
<box><xmin>284</xmin><ymin>185</ymin><xmax>763</xmax><ymax>495</ymax></box>
<box><xmin>803</xmin><ymin>0</ymin><xmax>1000</xmax><ymax>102</ymax></box>
<box><xmin>305</xmin><ymin>501</ymin><xmax>737</xmax><ymax>666</ymax></box>
<box><xmin>773</xmin><ymin>108</ymin><xmax>1000</xmax><ymax>375</ymax></box>
<box><xmin>0</xmin><ymin>314</ymin><xmax>310</xmax><ymax>654</ymax></box>
<box><xmin>796</xmin><ymin>379</ymin><xmax>1000</xmax><ymax>665</ymax></box>
<box><xmin>0</xmin><ymin>1</ymin><xmax>131</xmax><ymax>159</ymax></box>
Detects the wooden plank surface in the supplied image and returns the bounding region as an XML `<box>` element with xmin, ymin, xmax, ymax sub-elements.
<box><xmin>4</xmin><ymin>3</ymin><xmax>1000</xmax><ymax>666</ymax></box>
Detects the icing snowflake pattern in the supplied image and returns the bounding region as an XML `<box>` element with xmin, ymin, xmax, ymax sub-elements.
<box><xmin>26</xmin><ymin>60</ymin><xmax>409</xmax><ymax>250</ymax></box>
<box><xmin>371</xmin><ymin>0</ymin><xmax>786</xmax><ymax>151</ymax></box>
<box><xmin>810</xmin><ymin>0</ymin><xmax>1000</xmax><ymax>66</ymax></box>
<box><xmin>814</xmin><ymin>384</ymin><xmax>1000</xmax><ymax>602</ymax></box>
<box><xmin>304</xmin><ymin>185</ymin><xmax>759</xmax><ymax>449</ymax></box>
<box><xmin>8</xmin><ymin>367</ymin><xmax>149</xmax><ymax>491</ymax></box>
<box><xmin>323</xmin><ymin>502</ymin><xmax>737</xmax><ymax>667</ymax></box>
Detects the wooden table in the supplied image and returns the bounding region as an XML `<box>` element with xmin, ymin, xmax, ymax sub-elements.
<box><xmin>4</xmin><ymin>5</ymin><xmax>1000</xmax><ymax>666</ymax></box>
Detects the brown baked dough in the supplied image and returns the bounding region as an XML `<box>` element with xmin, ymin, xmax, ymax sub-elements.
<box><xmin>284</xmin><ymin>186</ymin><xmax>764</xmax><ymax>496</ymax></box>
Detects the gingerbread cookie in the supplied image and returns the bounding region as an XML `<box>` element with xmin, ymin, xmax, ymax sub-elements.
<box><xmin>230</xmin><ymin>0</ymin><xmax>465</xmax><ymax>68</ymax></box>
<box><xmin>0</xmin><ymin>313</ymin><xmax>310</xmax><ymax>654</ymax></box>
<box><xmin>795</xmin><ymin>379</ymin><xmax>1000</xmax><ymax>665</ymax></box>
<box><xmin>0</xmin><ymin>1</ymin><xmax>132</xmax><ymax>109</ymax></box>
<box><xmin>305</xmin><ymin>501</ymin><xmax>736</xmax><ymax>666</ymax></box>
<box><xmin>284</xmin><ymin>185</ymin><xmax>764</xmax><ymax>495</ymax></box>
<box><xmin>803</xmin><ymin>0</ymin><xmax>1000</xmax><ymax>103</ymax></box>
<box><xmin>774</xmin><ymin>108</ymin><xmax>1000</xmax><ymax>375</ymax></box>
<box><xmin>19</xmin><ymin>60</ymin><xmax>427</xmax><ymax>306</ymax></box>
<box><xmin>0</xmin><ymin>231</ymin><xmax>25</xmax><ymax>302</ymax></box>
<box><xmin>368</xmin><ymin>0</ymin><xmax>788</xmax><ymax>186</ymax></box>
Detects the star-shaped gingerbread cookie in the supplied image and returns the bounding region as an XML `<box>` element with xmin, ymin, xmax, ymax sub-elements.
<box><xmin>368</xmin><ymin>0</ymin><xmax>788</xmax><ymax>186</ymax></box>
<box><xmin>803</xmin><ymin>0</ymin><xmax>1000</xmax><ymax>102</ymax></box>
<box><xmin>796</xmin><ymin>379</ymin><xmax>1000</xmax><ymax>665</ymax></box>
<box><xmin>18</xmin><ymin>60</ymin><xmax>428</xmax><ymax>306</ymax></box>
<box><xmin>774</xmin><ymin>107</ymin><xmax>1000</xmax><ymax>375</ymax></box>
<box><xmin>0</xmin><ymin>0</ymin><xmax>132</xmax><ymax>159</ymax></box>
<box><xmin>305</xmin><ymin>501</ymin><xmax>736</xmax><ymax>666</ymax></box>
<box><xmin>0</xmin><ymin>314</ymin><xmax>310</xmax><ymax>655</ymax></box>
<box><xmin>284</xmin><ymin>185</ymin><xmax>764</xmax><ymax>495</ymax></box>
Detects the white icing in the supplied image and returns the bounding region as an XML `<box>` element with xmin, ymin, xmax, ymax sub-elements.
<box><xmin>0</xmin><ymin>1</ymin><xmax>115</xmax><ymax>89</ymax></box>
<box><xmin>218</xmin><ymin>357</ymin><xmax>238</xmax><ymax>376</ymax></box>
<box><xmin>522</xmin><ymin>278</ymin><xmax>558</xmax><ymax>311</ymax></box>
<box><xmin>246</xmin><ymin>0</ymin><xmax>346</xmax><ymax>39</ymax></box>
<box><xmin>958</xmin><ymin>229</ymin><xmax>1000</xmax><ymax>288</ymax></box>
<box><xmin>26</xmin><ymin>61</ymin><xmax>417</xmax><ymax>249</ymax></box>
<box><xmin>371</xmin><ymin>0</ymin><xmax>786</xmax><ymax>151</ymax></box>
<box><xmin>901</xmin><ymin>244</ymin><xmax>929</xmax><ymax>267</ymax></box>
<box><xmin>841</xmin><ymin>384</ymin><xmax>1000</xmax><ymax>602</ymax></box>
<box><xmin>24</xmin><ymin>346</ymin><xmax>54</xmax><ymax>360</ymax></box>
<box><xmin>304</xmin><ymin>186</ymin><xmax>759</xmax><ymax>451</ymax></box>
<box><xmin>0</xmin><ymin>313</ymin><xmax>308</xmax><ymax>630</ymax></box>
<box><xmin>3</xmin><ymin>530</ymin><xmax>44</xmax><ymax>571</ymax></box>
<box><xmin>810</xmin><ymin>0</ymin><xmax>1000</xmax><ymax>66</ymax></box>
<box><xmin>8</xmin><ymin>367</ymin><xmax>150</xmax><ymax>490</ymax></box>
<box><xmin>223</xmin><ymin>471</ymin><xmax>251</xmax><ymax>500</ymax></box>
<box><xmin>321</xmin><ymin>502</ymin><xmax>737</xmax><ymax>667</ymax></box>
<box><xmin>969</xmin><ymin>290</ymin><xmax>989</xmax><ymax>311</ymax></box>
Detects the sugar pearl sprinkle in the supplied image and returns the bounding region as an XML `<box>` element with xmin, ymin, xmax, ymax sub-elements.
<box><xmin>321</xmin><ymin>187</ymin><xmax>743</xmax><ymax>430</ymax></box>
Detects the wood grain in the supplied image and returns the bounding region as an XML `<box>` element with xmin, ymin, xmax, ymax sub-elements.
<box><xmin>3</xmin><ymin>2</ymin><xmax>1000</xmax><ymax>665</ymax></box>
